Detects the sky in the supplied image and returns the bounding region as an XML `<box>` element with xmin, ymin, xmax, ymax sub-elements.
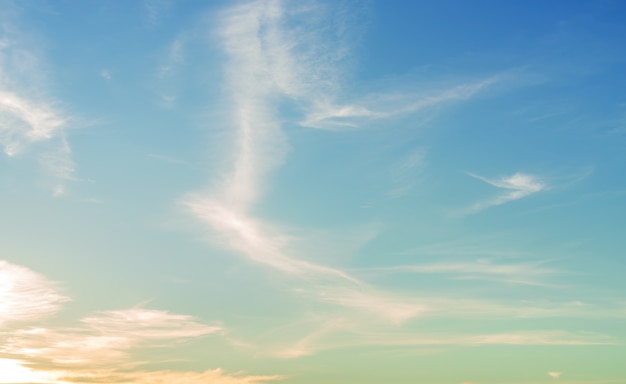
<box><xmin>0</xmin><ymin>0</ymin><xmax>625</xmax><ymax>383</ymax></box>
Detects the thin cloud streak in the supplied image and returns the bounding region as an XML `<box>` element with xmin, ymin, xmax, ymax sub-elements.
<box><xmin>460</xmin><ymin>172</ymin><xmax>547</xmax><ymax>214</ymax></box>
<box><xmin>58</xmin><ymin>368</ymin><xmax>284</xmax><ymax>384</ymax></box>
<box><xmin>301</xmin><ymin>76</ymin><xmax>500</xmax><ymax>130</ymax></box>
<box><xmin>269</xmin><ymin>324</ymin><xmax>614</xmax><ymax>359</ymax></box>
<box><xmin>364</xmin><ymin>259</ymin><xmax>560</xmax><ymax>286</ymax></box>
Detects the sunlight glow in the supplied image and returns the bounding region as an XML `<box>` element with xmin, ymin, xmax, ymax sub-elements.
<box><xmin>0</xmin><ymin>358</ymin><xmax>66</xmax><ymax>384</ymax></box>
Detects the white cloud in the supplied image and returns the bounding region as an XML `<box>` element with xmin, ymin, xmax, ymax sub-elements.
<box><xmin>301</xmin><ymin>76</ymin><xmax>499</xmax><ymax>130</ymax></box>
<box><xmin>0</xmin><ymin>90</ymin><xmax>67</xmax><ymax>155</ymax></box>
<box><xmin>0</xmin><ymin>10</ymin><xmax>78</xmax><ymax>195</ymax></box>
<box><xmin>3</xmin><ymin>308</ymin><xmax>222</xmax><ymax>366</ymax></box>
<box><xmin>180</xmin><ymin>0</ymin><xmax>622</xmax><ymax>361</ymax></box>
<box><xmin>0</xmin><ymin>260</ymin><xmax>68</xmax><ymax>327</ymax></box>
<box><xmin>461</xmin><ymin>172</ymin><xmax>547</xmax><ymax>214</ymax></box>
<box><xmin>0</xmin><ymin>261</ymin><xmax>276</xmax><ymax>382</ymax></box>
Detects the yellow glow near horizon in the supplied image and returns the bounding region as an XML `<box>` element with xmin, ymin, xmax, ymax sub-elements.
<box><xmin>0</xmin><ymin>358</ymin><xmax>66</xmax><ymax>384</ymax></box>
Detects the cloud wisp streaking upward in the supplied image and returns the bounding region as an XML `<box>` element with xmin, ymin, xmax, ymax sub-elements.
<box><xmin>179</xmin><ymin>0</ymin><xmax>626</xmax><ymax>357</ymax></box>
<box><xmin>182</xmin><ymin>0</ymin><xmax>500</xmax><ymax>302</ymax></box>
<box><xmin>182</xmin><ymin>0</ymin><xmax>465</xmax><ymax>324</ymax></box>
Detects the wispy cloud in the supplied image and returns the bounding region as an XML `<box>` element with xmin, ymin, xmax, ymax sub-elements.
<box><xmin>0</xmin><ymin>260</ymin><xmax>277</xmax><ymax>383</ymax></box>
<box><xmin>367</xmin><ymin>259</ymin><xmax>560</xmax><ymax>286</ymax></box>
<box><xmin>182</xmin><ymin>0</ymin><xmax>497</xmax><ymax>298</ymax></box>
<box><xmin>144</xmin><ymin>0</ymin><xmax>176</xmax><ymax>26</ymax></box>
<box><xmin>549</xmin><ymin>372</ymin><xmax>563</xmax><ymax>379</ymax></box>
<box><xmin>387</xmin><ymin>148</ymin><xmax>427</xmax><ymax>198</ymax></box>
<box><xmin>157</xmin><ymin>38</ymin><xmax>185</xmax><ymax>79</ymax></box>
<box><xmin>181</xmin><ymin>0</ymin><xmax>620</xmax><ymax>361</ymax></box>
<box><xmin>460</xmin><ymin>172</ymin><xmax>547</xmax><ymax>214</ymax></box>
<box><xmin>3</xmin><ymin>308</ymin><xmax>221</xmax><ymax>366</ymax></box>
<box><xmin>0</xmin><ymin>7</ymin><xmax>78</xmax><ymax>195</ymax></box>
<box><xmin>267</xmin><ymin>323</ymin><xmax>614</xmax><ymax>359</ymax></box>
<box><xmin>59</xmin><ymin>368</ymin><xmax>284</xmax><ymax>384</ymax></box>
<box><xmin>301</xmin><ymin>76</ymin><xmax>500</xmax><ymax>130</ymax></box>
<box><xmin>0</xmin><ymin>358</ymin><xmax>283</xmax><ymax>384</ymax></box>
<box><xmin>0</xmin><ymin>260</ymin><xmax>68</xmax><ymax>327</ymax></box>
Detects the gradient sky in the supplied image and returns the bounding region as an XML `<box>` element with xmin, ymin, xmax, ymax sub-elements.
<box><xmin>1</xmin><ymin>0</ymin><xmax>625</xmax><ymax>383</ymax></box>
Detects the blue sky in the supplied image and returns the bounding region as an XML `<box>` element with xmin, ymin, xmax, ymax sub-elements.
<box><xmin>0</xmin><ymin>0</ymin><xmax>625</xmax><ymax>383</ymax></box>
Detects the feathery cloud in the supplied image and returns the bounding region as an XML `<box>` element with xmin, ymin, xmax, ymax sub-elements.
<box><xmin>0</xmin><ymin>8</ymin><xmax>78</xmax><ymax>195</ymax></box>
<box><xmin>3</xmin><ymin>308</ymin><xmax>221</xmax><ymax>366</ymax></box>
<box><xmin>0</xmin><ymin>260</ymin><xmax>68</xmax><ymax>327</ymax></box>
<box><xmin>461</xmin><ymin>172</ymin><xmax>547</xmax><ymax>214</ymax></box>
<box><xmin>181</xmin><ymin>0</ymin><xmax>613</xmax><ymax>361</ymax></box>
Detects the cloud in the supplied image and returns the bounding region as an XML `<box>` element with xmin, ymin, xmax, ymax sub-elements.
<box><xmin>0</xmin><ymin>358</ymin><xmax>283</xmax><ymax>384</ymax></box>
<box><xmin>0</xmin><ymin>358</ymin><xmax>66</xmax><ymax>384</ymax></box>
<box><xmin>461</xmin><ymin>172</ymin><xmax>547</xmax><ymax>214</ymax></box>
<box><xmin>0</xmin><ymin>260</ymin><xmax>68</xmax><ymax>327</ymax></box>
<box><xmin>0</xmin><ymin>260</ymin><xmax>279</xmax><ymax>383</ymax></box>
<box><xmin>549</xmin><ymin>372</ymin><xmax>562</xmax><ymax>379</ymax></box>
<box><xmin>3</xmin><ymin>308</ymin><xmax>222</xmax><ymax>366</ymax></box>
<box><xmin>157</xmin><ymin>38</ymin><xmax>185</xmax><ymax>79</ymax></box>
<box><xmin>181</xmin><ymin>0</ymin><xmax>622</xmax><ymax>361</ymax></box>
<box><xmin>301</xmin><ymin>76</ymin><xmax>499</xmax><ymax>130</ymax></box>
<box><xmin>268</xmin><ymin>322</ymin><xmax>614</xmax><ymax>359</ymax></box>
<box><xmin>0</xmin><ymin>89</ymin><xmax>68</xmax><ymax>156</ymax></box>
<box><xmin>180</xmin><ymin>0</ymin><xmax>439</xmax><ymax>307</ymax></box>
<box><xmin>59</xmin><ymin>368</ymin><xmax>284</xmax><ymax>384</ymax></box>
<box><xmin>369</xmin><ymin>259</ymin><xmax>559</xmax><ymax>286</ymax></box>
<box><xmin>0</xmin><ymin>8</ymin><xmax>78</xmax><ymax>195</ymax></box>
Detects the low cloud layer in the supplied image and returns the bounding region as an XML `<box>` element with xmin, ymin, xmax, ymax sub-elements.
<box><xmin>0</xmin><ymin>260</ymin><xmax>270</xmax><ymax>382</ymax></box>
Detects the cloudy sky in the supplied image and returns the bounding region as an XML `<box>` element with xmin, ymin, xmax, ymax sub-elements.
<box><xmin>1</xmin><ymin>0</ymin><xmax>625</xmax><ymax>383</ymax></box>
